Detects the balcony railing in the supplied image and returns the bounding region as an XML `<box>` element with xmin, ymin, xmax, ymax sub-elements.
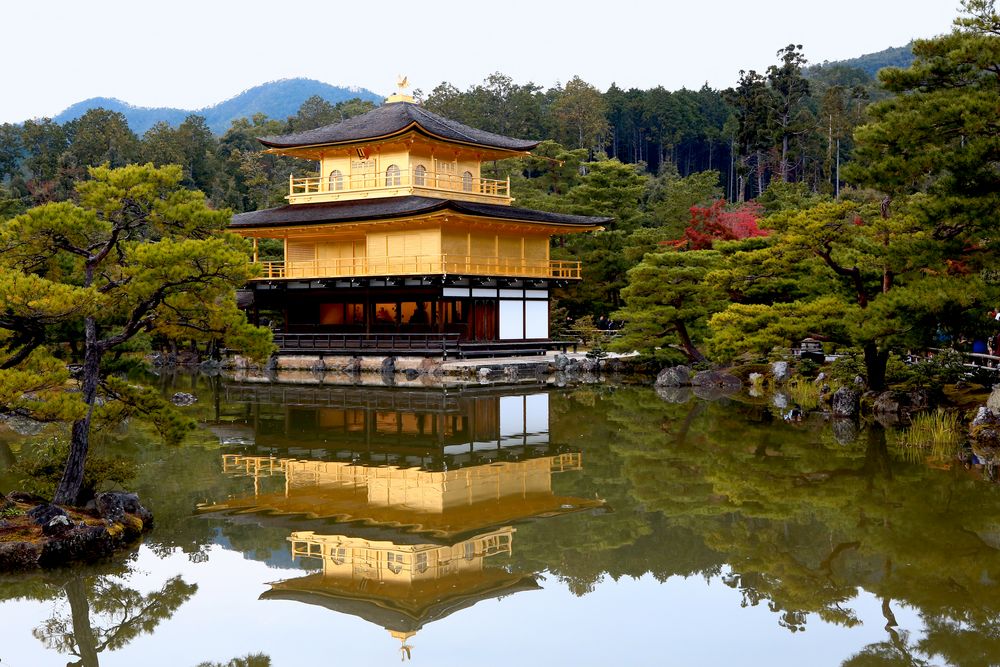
<box><xmin>288</xmin><ymin>169</ymin><xmax>510</xmax><ymax>202</ymax></box>
<box><xmin>252</xmin><ymin>254</ymin><xmax>581</xmax><ymax>280</ymax></box>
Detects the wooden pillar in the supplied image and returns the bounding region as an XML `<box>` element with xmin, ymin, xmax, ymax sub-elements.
<box><xmin>365</xmin><ymin>287</ymin><xmax>372</xmax><ymax>335</ymax></box>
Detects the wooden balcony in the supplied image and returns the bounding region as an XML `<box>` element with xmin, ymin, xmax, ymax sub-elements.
<box><xmin>287</xmin><ymin>169</ymin><xmax>511</xmax><ymax>205</ymax></box>
<box><xmin>251</xmin><ymin>254</ymin><xmax>582</xmax><ymax>280</ymax></box>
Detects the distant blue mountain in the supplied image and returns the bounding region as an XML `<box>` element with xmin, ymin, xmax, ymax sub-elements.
<box><xmin>52</xmin><ymin>78</ymin><xmax>384</xmax><ymax>135</ymax></box>
<box><xmin>808</xmin><ymin>43</ymin><xmax>915</xmax><ymax>79</ymax></box>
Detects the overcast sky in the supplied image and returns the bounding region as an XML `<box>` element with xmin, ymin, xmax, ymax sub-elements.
<box><xmin>2</xmin><ymin>0</ymin><xmax>961</xmax><ymax>124</ymax></box>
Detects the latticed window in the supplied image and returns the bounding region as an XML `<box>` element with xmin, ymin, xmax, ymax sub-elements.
<box><xmin>414</xmin><ymin>164</ymin><xmax>426</xmax><ymax>186</ymax></box>
<box><xmin>386</xmin><ymin>164</ymin><xmax>401</xmax><ymax>186</ymax></box>
<box><xmin>415</xmin><ymin>552</ymin><xmax>428</xmax><ymax>573</ymax></box>
<box><xmin>329</xmin><ymin>170</ymin><xmax>343</xmax><ymax>191</ymax></box>
<box><xmin>462</xmin><ymin>171</ymin><xmax>473</xmax><ymax>192</ymax></box>
<box><xmin>387</xmin><ymin>551</ymin><xmax>404</xmax><ymax>574</ymax></box>
<box><xmin>330</xmin><ymin>547</ymin><xmax>346</xmax><ymax>565</ymax></box>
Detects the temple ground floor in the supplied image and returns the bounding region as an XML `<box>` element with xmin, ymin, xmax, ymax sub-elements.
<box><xmin>240</xmin><ymin>275</ymin><xmax>575</xmax><ymax>357</ymax></box>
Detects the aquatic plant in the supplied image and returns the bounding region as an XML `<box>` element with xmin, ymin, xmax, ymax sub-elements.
<box><xmin>897</xmin><ymin>408</ymin><xmax>964</xmax><ymax>460</ymax></box>
<box><xmin>785</xmin><ymin>377</ymin><xmax>821</xmax><ymax>411</ymax></box>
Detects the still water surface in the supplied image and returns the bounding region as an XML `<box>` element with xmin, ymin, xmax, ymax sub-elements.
<box><xmin>1</xmin><ymin>376</ymin><xmax>998</xmax><ymax>666</ymax></box>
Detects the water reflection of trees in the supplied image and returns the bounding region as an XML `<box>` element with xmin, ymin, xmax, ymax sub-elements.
<box><xmin>0</xmin><ymin>557</ymin><xmax>196</xmax><ymax>666</ymax></box>
<box><xmin>523</xmin><ymin>386</ymin><xmax>1000</xmax><ymax>666</ymax></box>
<box><xmin>28</xmin><ymin>374</ymin><xmax>999</xmax><ymax>664</ymax></box>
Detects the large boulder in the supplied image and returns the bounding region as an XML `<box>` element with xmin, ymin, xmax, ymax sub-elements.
<box><xmin>41</xmin><ymin>514</ymin><xmax>73</xmax><ymax>537</ymax></box>
<box><xmin>970</xmin><ymin>407</ymin><xmax>1000</xmax><ymax>450</ymax></box>
<box><xmin>552</xmin><ymin>354</ymin><xmax>570</xmax><ymax>371</ymax></box>
<box><xmin>95</xmin><ymin>492</ymin><xmax>152</xmax><ymax>527</ymax></box>
<box><xmin>870</xmin><ymin>390</ymin><xmax>930</xmax><ymax>418</ymax></box>
<box><xmin>0</xmin><ymin>542</ymin><xmax>42</xmax><ymax>570</ymax></box>
<box><xmin>691</xmin><ymin>370</ymin><xmax>742</xmax><ymax>390</ymax></box>
<box><xmin>580</xmin><ymin>358</ymin><xmax>600</xmax><ymax>373</ymax></box>
<box><xmin>655</xmin><ymin>365</ymin><xmax>692</xmax><ymax>387</ymax></box>
<box><xmin>27</xmin><ymin>504</ymin><xmax>68</xmax><ymax>527</ymax></box>
<box><xmin>986</xmin><ymin>385</ymin><xmax>1000</xmax><ymax>414</ymax></box>
<box><xmin>602</xmin><ymin>357</ymin><xmax>625</xmax><ymax>373</ymax></box>
<box><xmin>831</xmin><ymin>387</ymin><xmax>860</xmax><ymax>417</ymax></box>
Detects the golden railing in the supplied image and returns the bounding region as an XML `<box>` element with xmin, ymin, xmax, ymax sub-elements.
<box><xmin>289</xmin><ymin>169</ymin><xmax>510</xmax><ymax>200</ymax></box>
<box><xmin>253</xmin><ymin>254</ymin><xmax>581</xmax><ymax>280</ymax></box>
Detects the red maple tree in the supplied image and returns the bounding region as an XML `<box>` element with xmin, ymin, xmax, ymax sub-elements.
<box><xmin>664</xmin><ymin>199</ymin><xmax>768</xmax><ymax>250</ymax></box>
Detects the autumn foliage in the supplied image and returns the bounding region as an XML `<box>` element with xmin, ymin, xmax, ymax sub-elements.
<box><xmin>664</xmin><ymin>199</ymin><xmax>768</xmax><ymax>250</ymax></box>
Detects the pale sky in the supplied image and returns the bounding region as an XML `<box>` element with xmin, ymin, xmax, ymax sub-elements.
<box><xmin>2</xmin><ymin>0</ymin><xmax>961</xmax><ymax>124</ymax></box>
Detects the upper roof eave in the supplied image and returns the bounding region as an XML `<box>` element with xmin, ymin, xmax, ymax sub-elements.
<box><xmin>257</xmin><ymin>102</ymin><xmax>540</xmax><ymax>153</ymax></box>
<box><xmin>228</xmin><ymin>196</ymin><xmax>611</xmax><ymax>231</ymax></box>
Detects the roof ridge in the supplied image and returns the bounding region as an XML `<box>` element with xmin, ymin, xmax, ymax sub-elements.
<box><xmin>407</xmin><ymin>104</ymin><xmax>484</xmax><ymax>144</ymax></box>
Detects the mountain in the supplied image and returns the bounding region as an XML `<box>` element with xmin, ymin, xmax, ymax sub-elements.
<box><xmin>807</xmin><ymin>42</ymin><xmax>915</xmax><ymax>79</ymax></box>
<box><xmin>52</xmin><ymin>79</ymin><xmax>384</xmax><ymax>135</ymax></box>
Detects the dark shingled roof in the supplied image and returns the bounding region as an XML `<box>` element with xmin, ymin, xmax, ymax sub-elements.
<box><xmin>258</xmin><ymin>102</ymin><xmax>540</xmax><ymax>152</ymax></box>
<box><xmin>261</xmin><ymin>572</ymin><xmax>541</xmax><ymax>633</ymax></box>
<box><xmin>229</xmin><ymin>196</ymin><xmax>610</xmax><ymax>229</ymax></box>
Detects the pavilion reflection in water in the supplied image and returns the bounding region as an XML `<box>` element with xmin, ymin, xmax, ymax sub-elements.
<box><xmin>213</xmin><ymin>384</ymin><xmax>558</xmax><ymax>471</ymax></box>
<box><xmin>203</xmin><ymin>384</ymin><xmax>604</xmax><ymax>656</ymax></box>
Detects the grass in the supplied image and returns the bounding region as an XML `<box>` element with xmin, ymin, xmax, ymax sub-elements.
<box><xmin>785</xmin><ymin>378</ymin><xmax>822</xmax><ymax>411</ymax></box>
<box><xmin>897</xmin><ymin>408</ymin><xmax>964</xmax><ymax>461</ymax></box>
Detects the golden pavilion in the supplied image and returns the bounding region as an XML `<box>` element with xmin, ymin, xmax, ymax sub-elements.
<box><xmin>229</xmin><ymin>83</ymin><xmax>608</xmax><ymax>356</ymax></box>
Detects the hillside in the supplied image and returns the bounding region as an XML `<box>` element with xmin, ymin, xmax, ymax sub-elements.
<box><xmin>808</xmin><ymin>42</ymin><xmax>915</xmax><ymax>79</ymax></box>
<box><xmin>52</xmin><ymin>78</ymin><xmax>383</xmax><ymax>134</ymax></box>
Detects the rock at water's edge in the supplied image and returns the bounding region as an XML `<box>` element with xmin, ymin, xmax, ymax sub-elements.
<box><xmin>831</xmin><ymin>387</ymin><xmax>860</xmax><ymax>417</ymax></box>
<box><xmin>655</xmin><ymin>365</ymin><xmax>692</xmax><ymax>387</ymax></box>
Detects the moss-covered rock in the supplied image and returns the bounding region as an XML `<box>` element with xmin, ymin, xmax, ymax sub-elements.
<box><xmin>0</xmin><ymin>494</ymin><xmax>153</xmax><ymax>571</ymax></box>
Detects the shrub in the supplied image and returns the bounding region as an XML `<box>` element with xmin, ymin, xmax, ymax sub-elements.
<box><xmin>828</xmin><ymin>353</ymin><xmax>866</xmax><ymax>384</ymax></box>
<box><xmin>11</xmin><ymin>438</ymin><xmax>137</xmax><ymax>505</ymax></box>
<box><xmin>908</xmin><ymin>349</ymin><xmax>968</xmax><ymax>388</ymax></box>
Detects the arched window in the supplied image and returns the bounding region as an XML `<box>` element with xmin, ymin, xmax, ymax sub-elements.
<box><xmin>328</xmin><ymin>169</ymin><xmax>343</xmax><ymax>191</ymax></box>
<box><xmin>462</xmin><ymin>170</ymin><xmax>473</xmax><ymax>192</ymax></box>
<box><xmin>386</xmin><ymin>164</ymin><xmax>401</xmax><ymax>186</ymax></box>
<box><xmin>414</xmin><ymin>164</ymin><xmax>426</xmax><ymax>186</ymax></box>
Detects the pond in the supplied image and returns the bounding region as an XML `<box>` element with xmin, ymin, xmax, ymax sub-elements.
<box><xmin>1</xmin><ymin>375</ymin><xmax>998</xmax><ymax>666</ymax></box>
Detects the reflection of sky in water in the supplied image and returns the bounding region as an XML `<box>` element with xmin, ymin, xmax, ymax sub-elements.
<box><xmin>0</xmin><ymin>544</ymin><xmax>924</xmax><ymax>666</ymax></box>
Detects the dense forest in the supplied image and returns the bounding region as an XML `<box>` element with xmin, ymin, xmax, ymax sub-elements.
<box><xmin>0</xmin><ymin>0</ymin><xmax>995</xmax><ymax>392</ymax></box>
<box><xmin>0</xmin><ymin>39</ymin><xmax>896</xmax><ymax>218</ymax></box>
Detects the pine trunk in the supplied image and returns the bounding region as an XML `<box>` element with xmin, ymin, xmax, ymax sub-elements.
<box><xmin>676</xmin><ymin>322</ymin><xmax>706</xmax><ymax>363</ymax></box>
<box><xmin>53</xmin><ymin>317</ymin><xmax>100</xmax><ymax>506</ymax></box>
<box><xmin>864</xmin><ymin>343</ymin><xmax>889</xmax><ymax>392</ymax></box>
